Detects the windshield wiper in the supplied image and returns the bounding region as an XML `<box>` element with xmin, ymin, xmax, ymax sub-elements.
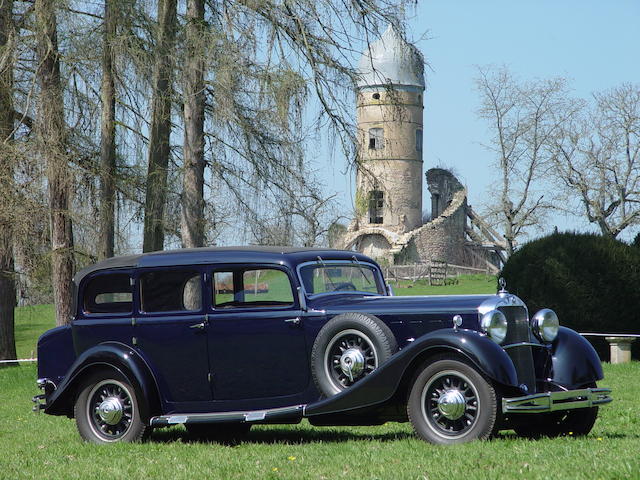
<box><xmin>351</xmin><ymin>255</ymin><xmax>373</xmax><ymax>285</ymax></box>
<box><xmin>317</xmin><ymin>256</ymin><xmax>338</xmax><ymax>290</ymax></box>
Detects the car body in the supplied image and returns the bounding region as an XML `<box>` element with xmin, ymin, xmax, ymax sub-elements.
<box><xmin>34</xmin><ymin>247</ymin><xmax>612</xmax><ymax>444</ymax></box>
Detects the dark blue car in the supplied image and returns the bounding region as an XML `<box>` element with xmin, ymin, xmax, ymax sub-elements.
<box><xmin>34</xmin><ymin>247</ymin><xmax>611</xmax><ymax>444</ymax></box>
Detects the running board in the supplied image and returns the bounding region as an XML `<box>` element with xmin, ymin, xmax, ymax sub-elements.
<box><xmin>150</xmin><ymin>404</ymin><xmax>306</xmax><ymax>427</ymax></box>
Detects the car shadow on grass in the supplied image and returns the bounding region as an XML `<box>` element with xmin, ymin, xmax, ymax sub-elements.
<box><xmin>150</xmin><ymin>426</ymin><xmax>415</xmax><ymax>446</ymax></box>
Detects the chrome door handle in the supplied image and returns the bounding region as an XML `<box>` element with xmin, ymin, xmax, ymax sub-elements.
<box><xmin>190</xmin><ymin>322</ymin><xmax>206</xmax><ymax>330</ymax></box>
<box><xmin>284</xmin><ymin>317</ymin><xmax>301</xmax><ymax>325</ymax></box>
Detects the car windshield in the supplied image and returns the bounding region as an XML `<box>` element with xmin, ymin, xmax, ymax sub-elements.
<box><xmin>298</xmin><ymin>261</ymin><xmax>385</xmax><ymax>296</ymax></box>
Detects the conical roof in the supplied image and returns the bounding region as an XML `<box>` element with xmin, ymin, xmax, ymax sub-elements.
<box><xmin>357</xmin><ymin>26</ymin><xmax>425</xmax><ymax>89</ymax></box>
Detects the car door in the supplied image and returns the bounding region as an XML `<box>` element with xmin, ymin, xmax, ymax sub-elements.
<box><xmin>207</xmin><ymin>266</ymin><xmax>309</xmax><ymax>401</ymax></box>
<box><xmin>133</xmin><ymin>267</ymin><xmax>212</xmax><ymax>409</ymax></box>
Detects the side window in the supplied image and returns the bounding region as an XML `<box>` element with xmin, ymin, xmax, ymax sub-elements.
<box><xmin>83</xmin><ymin>273</ymin><xmax>132</xmax><ymax>314</ymax></box>
<box><xmin>368</xmin><ymin>128</ymin><xmax>384</xmax><ymax>150</ymax></box>
<box><xmin>140</xmin><ymin>270</ymin><xmax>202</xmax><ymax>313</ymax></box>
<box><xmin>213</xmin><ymin>268</ymin><xmax>294</xmax><ymax>308</ymax></box>
<box><xmin>416</xmin><ymin>128</ymin><xmax>423</xmax><ymax>152</ymax></box>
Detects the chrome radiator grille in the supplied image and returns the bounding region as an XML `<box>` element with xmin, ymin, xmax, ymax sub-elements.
<box><xmin>499</xmin><ymin>306</ymin><xmax>536</xmax><ymax>393</ymax></box>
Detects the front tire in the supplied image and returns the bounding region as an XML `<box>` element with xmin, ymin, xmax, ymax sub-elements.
<box><xmin>407</xmin><ymin>358</ymin><xmax>498</xmax><ymax>445</ymax></box>
<box><xmin>74</xmin><ymin>371</ymin><xmax>150</xmax><ymax>444</ymax></box>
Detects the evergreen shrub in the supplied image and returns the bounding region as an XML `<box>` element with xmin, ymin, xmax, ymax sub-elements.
<box><xmin>500</xmin><ymin>232</ymin><xmax>640</xmax><ymax>360</ymax></box>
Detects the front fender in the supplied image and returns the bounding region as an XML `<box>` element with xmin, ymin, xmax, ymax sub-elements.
<box><xmin>44</xmin><ymin>342</ymin><xmax>160</xmax><ymax>417</ymax></box>
<box><xmin>551</xmin><ymin>327</ymin><xmax>604</xmax><ymax>388</ymax></box>
<box><xmin>306</xmin><ymin>328</ymin><xmax>518</xmax><ymax>417</ymax></box>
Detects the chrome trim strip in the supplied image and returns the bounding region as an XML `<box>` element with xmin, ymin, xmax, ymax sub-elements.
<box><xmin>150</xmin><ymin>404</ymin><xmax>306</xmax><ymax>427</ymax></box>
<box><xmin>502</xmin><ymin>388</ymin><xmax>612</xmax><ymax>414</ymax></box>
<box><xmin>478</xmin><ymin>293</ymin><xmax>528</xmax><ymax>316</ymax></box>
<box><xmin>502</xmin><ymin>342</ymin><xmax>549</xmax><ymax>350</ymax></box>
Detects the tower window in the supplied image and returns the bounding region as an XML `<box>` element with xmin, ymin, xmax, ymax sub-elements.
<box><xmin>368</xmin><ymin>190</ymin><xmax>384</xmax><ymax>224</ymax></box>
<box><xmin>368</xmin><ymin>128</ymin><xmax>384</xmax><ymax>150</ymax></box>
<box><xmin>416</xmin><ymin>129</ymin><xmax>423</xmax><ymax>152</ymax></box>
<box><xmin>372</xmin><ymin>93</ymin><xmax>380</xmax><ymax>100</ymax></box>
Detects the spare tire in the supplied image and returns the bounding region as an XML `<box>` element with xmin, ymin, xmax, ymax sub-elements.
<box><xmin>311</xmin><ymin>312</ymin><xmax>398</xmax><ymax>397</ymax></box>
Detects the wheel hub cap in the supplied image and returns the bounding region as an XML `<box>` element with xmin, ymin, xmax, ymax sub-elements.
<box><xmin>97</xmin><ymin>397</ymin><xmax>124</xmax><ymax>425</ymax></box>
<box><xmin>339</xmin><ymin>348</ymin><xmax>365</xmax><ymax>381</ymax></box>
<box><xmin>437</xmin><ymin>389</ymin><xmax>466</xmax><ymax>420</ymax></box>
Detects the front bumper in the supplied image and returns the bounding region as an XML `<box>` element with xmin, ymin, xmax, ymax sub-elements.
<box><xmin>502</xmin><ymin>387</ymin><xmax>612</xmax><ymax>414</ymax></box>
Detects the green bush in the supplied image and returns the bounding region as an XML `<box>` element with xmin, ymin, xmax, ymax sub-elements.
<box><xmin>500</xmin><ymin>232</ymin><xmax>640</xmax><ymax>360</ymax></box>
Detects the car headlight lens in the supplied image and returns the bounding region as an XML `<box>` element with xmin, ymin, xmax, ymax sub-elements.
<box><xmin>532</xmin><ymin>309</ymin><xmax>559</xmax><ymax>343</ymax></box>
<box><xmin>480</xmin><ymin>310</ymin><xmax>508</xmax><ymax>344</ymax></box>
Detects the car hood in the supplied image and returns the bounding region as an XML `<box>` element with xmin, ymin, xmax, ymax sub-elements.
<box><xmin>306</xmin><ymin>293</ymin><xmax>498</xmax><ymax>315</ymax></box>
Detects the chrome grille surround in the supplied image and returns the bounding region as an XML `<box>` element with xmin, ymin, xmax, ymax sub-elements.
<box><xmin>478</xmin><ymin>294</ymin><xmax>537</xmax><ymax>393</ymax></box>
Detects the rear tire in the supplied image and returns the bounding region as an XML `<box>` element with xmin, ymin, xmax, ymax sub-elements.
<box><xmin>74</xmin><ymin>371</ymin><xmax>150</xmax><ymax>444</ymax></box>
<box><xmin>407</xmin><ymin>358</ymin><xmax>498</xmax><ymax>445</ymax></box>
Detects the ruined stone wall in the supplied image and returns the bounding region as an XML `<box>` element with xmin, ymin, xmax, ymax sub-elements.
<box><xmin>411</xmin><ymin>189</ymin><xmax>468</xmax><ymax>265</ymax></box>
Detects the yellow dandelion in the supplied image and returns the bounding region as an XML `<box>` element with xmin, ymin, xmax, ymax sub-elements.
<box><xmin>272</xmin><ymin>467</ymin><xmax>278</xmax><ymax>472</ymax></box>
<box><xmin>288</xmin><ymin>456</ymin><xmax>296</xmax><ymax>461</ymax></box>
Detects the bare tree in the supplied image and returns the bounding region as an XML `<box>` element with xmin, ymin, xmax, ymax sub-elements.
<box><xmin>476</xmin><ymin>66</ymin><xmax>576</xmax><ymax>255</ymax></box>
<box><xmin>180</xmin><ymin>0</ymin><xmax>205</xmax><ymax>248</ymax></box>
<box><xmin>0</xmin><ymin>0</ymin><xmax>17</xmax><ymax>362</ymax></box>
<box><xmin>98</xmin><ymin>0</ymin><xmax>118</xmax><ymax>260</ymax></box>
<box><xmin>143</xmin><ymin>0</ymin><xmax>177</xmax><ymax>252</ymax></box>
<box><xmin>36</xmin><ymin>0</ymin><xmax>74</xmax><ymax>325</ymax></box>
<box><xmin>553</xmin><ymin>83</ymin><xmax>640</xmax><ymax>238</ymax></box>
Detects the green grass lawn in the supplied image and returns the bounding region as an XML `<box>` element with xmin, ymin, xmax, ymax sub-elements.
<box><xmin>393</xmin><ymin>274</ymin><xmax>497</xmax><ymax>296</ymax></box>
<box><xmin>3</xmin><ymin>281</ymin><xmax>639</xmax><ymax>479</ymax></box>
<box><xmin>1</xmin><ymin>363</ymin><xmax>637</xmax><ymax>479</ymax></box>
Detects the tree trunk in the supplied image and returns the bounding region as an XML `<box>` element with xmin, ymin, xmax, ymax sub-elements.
<box><xmin>180</xmin><ymin>0</ymin><xmax>206</xmax><ymax>248</ymax></box>
<box><xmin>0</xmin><ymin>0</ymin><xmax>17</xmax><ymax>363</ymax></box>
<box><xmin>98</xmin><ymin>0</ymin><xmax>117</xmax><ymax>260</ymax></box>
<box><xmin>36</xmin><ymin>0</ymin><xmax>74</xmax><ymax>326</ymax></box>
<box><xmin>143</xmin><ymin>0</ymin><xmax>177</xmax><ymax>253</ymax></box>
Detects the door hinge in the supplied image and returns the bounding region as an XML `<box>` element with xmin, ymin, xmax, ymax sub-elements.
<box><xmin>207</xmin><ymin>373</ymin><xmax>212</xmax><ymax>383</ymax></box>
<box><xmin>132</xmin><ymin>336</ymin><xmax>138</xmax><ymax>346</ymax></box>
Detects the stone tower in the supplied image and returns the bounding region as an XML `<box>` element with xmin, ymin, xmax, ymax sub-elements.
<box><xmin>354</xmin><ymin>26</ymin><xmax>425</xmax><ymax>250</ymax></box>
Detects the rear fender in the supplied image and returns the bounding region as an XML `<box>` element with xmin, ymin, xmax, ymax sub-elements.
<box><xmin>305</xmin><ymin>328</ymin><xmax>518</xmax><ymax>417</ymax></box>
<box><xmin>44</xmin><ymin>342</ymin><xmax>161</xmax><ymax>418</ymax></box>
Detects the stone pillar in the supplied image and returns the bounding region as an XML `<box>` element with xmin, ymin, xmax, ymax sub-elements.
<box><xmin>605</xmin><ymin>336</ymin><xmax>636</xmax><ymax>364</ymax></box>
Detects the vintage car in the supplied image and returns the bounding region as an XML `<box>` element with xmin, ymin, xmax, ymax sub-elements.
<box><xmin>33</xmin><ymin>247</ymin><xmax>611</xmax><ymax>444</ymax></box>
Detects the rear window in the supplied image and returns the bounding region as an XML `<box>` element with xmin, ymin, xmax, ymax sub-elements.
<box><xmin>83</xmin><ymin>273</ymin><xmax>132</xmax><ymax>314</ymax></box>
<box><xmin>140</xmin><ymin>270</ymin><xmax>202</xmax><ymax>313</ymax></box>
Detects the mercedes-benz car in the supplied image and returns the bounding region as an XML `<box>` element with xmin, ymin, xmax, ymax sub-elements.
<box><xmin>33</xmin><ymin>247</ymin><xmax>611</xmax><ymax>444</ymax></box>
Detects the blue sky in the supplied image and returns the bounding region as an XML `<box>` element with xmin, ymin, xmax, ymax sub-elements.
<box><xmin>322</xmin><ymin>0</ymin><xmax>640</xmax><ymax>241</ymax></box>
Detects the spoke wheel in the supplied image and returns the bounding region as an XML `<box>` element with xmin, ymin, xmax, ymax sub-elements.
<box><xmin>311</xmin><ymin>313</ymin><xmax>397</xmax><ymax>397</ymax></box>
<box><xmin>87</xmin><ymin>380</ymin><xmax>134</xmax><ymax>440</ymax></box>
<box><xmin>325</xmin><ymin>329</ymin><xmax>378</xmax><ymax>391</ymax></box>
<box><xmin>421</xmin><ymin>370</ymin><xmax>480</xmax><ymax>438</ymax></box>
<box><xmin>408</xmin><ymin>358</ymin><xmax>498</xmax><ymax>445</ymax></box>
<box><xmin>75</xmin><ymin>371</ymin><xmax>150</xmax><ymax>444</ymax></box>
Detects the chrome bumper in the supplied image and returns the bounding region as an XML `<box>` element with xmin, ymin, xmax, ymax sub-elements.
<box><xmin>502</xmin><ymin>387</ymin><xmax>612</xmax><ymax>414</ymax></box>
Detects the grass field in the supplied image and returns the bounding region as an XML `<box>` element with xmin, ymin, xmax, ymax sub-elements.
<box><xmin>2</xmin><ymin>279</ymin><xmax>639</xmax><ymax>479</ymax></box>
<box><xmin>1</xmin><ymin>363</ymin><xmax>638</xmax><ymax>479</ymax></box>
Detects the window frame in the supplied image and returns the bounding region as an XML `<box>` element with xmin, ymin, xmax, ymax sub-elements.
<box><xmin>135</xmin><ymin>266</ymin><xmax>206</xmax><ymax>317</ymax></box>
<box><xmin>368</xmin><ymin>127</ymin><xmax>384</xmax><ymax>150</ymax></box>
<box><xmin>78</xmin><ymin>270</ymin><xmax>134</xmax><ymax>318</ymax></box>
<box><xmin>368</xmin><ymin>189</ymin><xmax>384</xmax><ymax>224</ymax></box>
<box><xmin>296</xmin><ymin>260</ymin><xmax>386</xmax><ymax>299</ymax></box>
<box><xmin>208</xmin><ymin>264</ymin><xmax>298</xmax><ymax>312</ymax></box>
